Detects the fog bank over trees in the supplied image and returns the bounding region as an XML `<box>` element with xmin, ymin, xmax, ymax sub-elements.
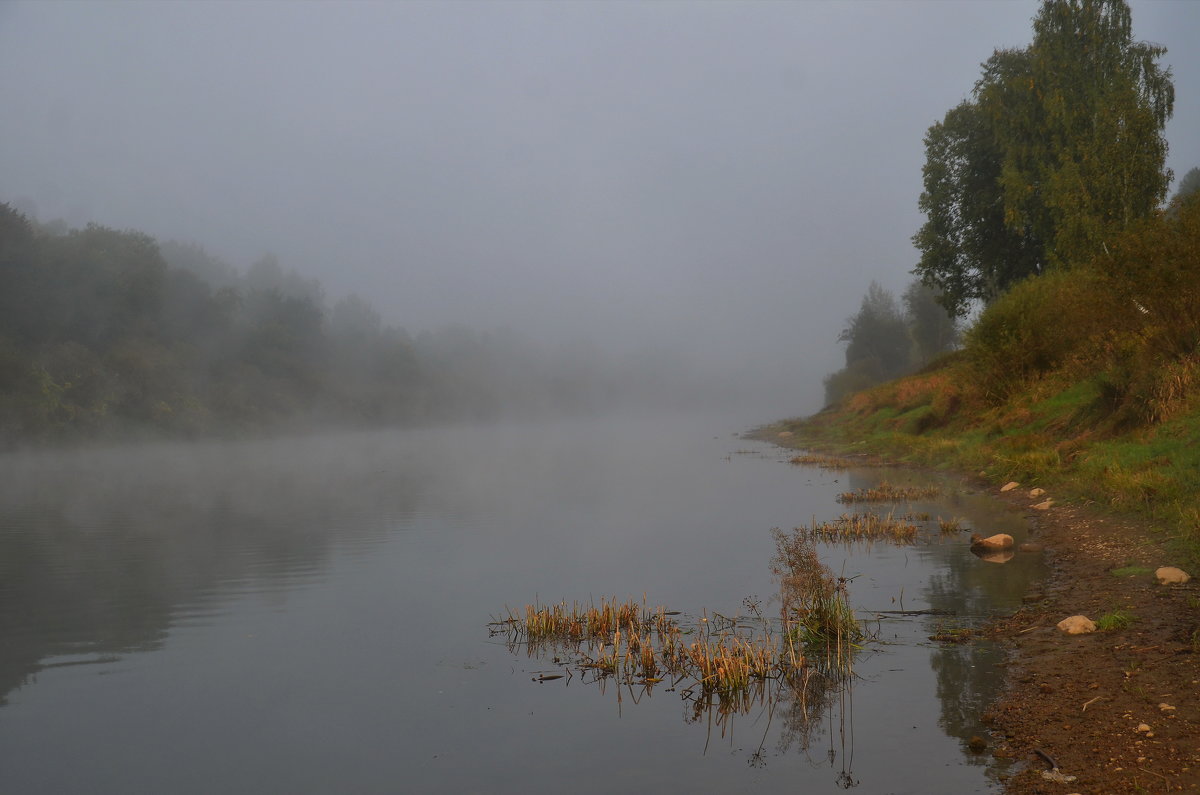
<box><xmin>1</xmin><ymin>207</ymin><xmax>774</xmax><ymax>446</ymax></box>
<box><xmin>1</xmin><ymin>1</ymin><xmax>1197</xmax><ymax>421</ymax></box>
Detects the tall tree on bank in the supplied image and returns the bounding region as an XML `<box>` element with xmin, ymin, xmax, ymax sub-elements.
<box><xmin>914</xmin><ymin>0</ymin><xmax>1174</xmax><ymax>314</ymax></box>
<box><xmin>1006</xmin><ymin>0</ymin><xmax>1174</xmax><ymax>267</ymax></box>
<box><xmin>912</xmin><ymin>82</ymin><xmax>1042</xmax><ymax>316</ymax></box>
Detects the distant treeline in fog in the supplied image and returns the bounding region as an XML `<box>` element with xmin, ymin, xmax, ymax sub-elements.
<box><xmin>0</xmin><ymin>204</ymin><xmax>682</xmax><ymax>446</ymax></box>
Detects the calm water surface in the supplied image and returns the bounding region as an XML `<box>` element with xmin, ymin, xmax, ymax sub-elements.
<box><xmin>0</xmin><ymin>412</ymin><xmax>1044</xmax><ymax>793</ymax></box>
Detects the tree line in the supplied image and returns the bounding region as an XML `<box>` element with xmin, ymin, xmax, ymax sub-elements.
<box><xmin>0</xmin><ymin>207</ymin><xmax>669</xmax><ymax>446</ymax></box>
<box><xmin>823</xmin><ymin>279</ymin><xmax>959</xmax><ymax>406</ymax></box>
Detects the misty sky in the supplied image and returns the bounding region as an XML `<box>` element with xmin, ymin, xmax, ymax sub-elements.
<box><xmin>1</xmin><ymin>1</ymin><xmax>1197</xmax><ymax>413</ymax></box>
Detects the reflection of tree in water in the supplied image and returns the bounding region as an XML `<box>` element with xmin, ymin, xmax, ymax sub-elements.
<box><xmin>0</xmin><ymin>435</ymin><xmax>425</xmax><ymax>706</ymax></box>
<box><xmin>826</xmin><ymin>464</ymin><xmax>1045</xmax><ymax>784</ymax></box>
<box><xmin>915</xmin><ymin>477</ymin><xmax>1045</xmax><ymax>783</ymax></box>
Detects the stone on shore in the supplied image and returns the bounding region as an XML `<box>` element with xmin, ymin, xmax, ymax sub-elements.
<box><xmin>1155</xmin><ymin>566</ymin><xmax>1191</xmax><ymax>585</ymax></box>
<box><xmin>1057</xmin><ymin>615</ymin><xmax>1096</xmax><ymax>634</ymax></box>
<box><xmin>970</xmin><ymin>532</ymin><xmax>1014</xmax><ymax>550</ymax></box>
<box><xmin>1029</xmin><ymin>487</ymin><xmax>1046</xmax><ymax>498</ymax></box>
<box><xmin>1000</xmin><ymin>481</ymin><xmax>1019</xmax><ymax>492</ymax></box>
<box><xmin>1032</xmin><ymin>499</ymin><xmax>1054</xmax><ymax>510</ymax></box>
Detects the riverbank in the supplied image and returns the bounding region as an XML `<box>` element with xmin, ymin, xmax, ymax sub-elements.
<box><xmin>755</xmin><ymin>425</ymin><xmax>1200</xmax><ymax>793</ymax></box>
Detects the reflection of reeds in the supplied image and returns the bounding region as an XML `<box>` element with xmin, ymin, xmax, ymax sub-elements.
<box><xmin>489</xmin><ymin>530</ymin><xmax>864</xmax><ymax>766</ymax></box>
<box><xmin>836</xmin><ymin>481</ymin><xmax>941</xmax><ymax>504</ymax></box>
<box><xmin>804</xmin><ymin>512</ymin><xmax>919</xmax><ymax>543</ymax></box>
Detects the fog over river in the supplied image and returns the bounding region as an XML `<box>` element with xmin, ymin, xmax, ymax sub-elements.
<box><xmin>0</xmin><ymin>411</ymin><xmax>1044</xmax><ymax>793</ymax></box>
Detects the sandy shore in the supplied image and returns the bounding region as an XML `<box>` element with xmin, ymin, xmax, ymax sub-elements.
<box><xmin>758</xmin><ymin>427</ymin><xmax>1199</xmax><ymax>792</ymax></box>
<box><xmin>978</xmin><ymin>484</ymin><xmax>1199</xmax><ymax>793</ymax></box>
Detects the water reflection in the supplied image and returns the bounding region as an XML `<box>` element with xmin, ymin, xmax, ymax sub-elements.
<box><xmin>828</xmin><ymin>465</ymin><xmax>1044</xmax><ymax>785</ymax></box>
<box><xmin>0</xmin><ymin>431</ymin><xmax>423</xmax><ymax>706</ymax></box>
<box><xmin>488</xmin><ymin>459</ymin><xmax>1043</xmax><ymax>790</ymax></box>
<box><xmin>493</xmin><ymin>525</ymin><xmax>865</xmax><ymax>782</ymax></box>
<box><xmin>0</xmin><ymin>418</ymin><xmax>1047</xmax><ymax>794</ymax></box>
<box><xmin>501</xmin><ymin>618</ymin><xmax>859</xmax><ymax>777</ymax></box>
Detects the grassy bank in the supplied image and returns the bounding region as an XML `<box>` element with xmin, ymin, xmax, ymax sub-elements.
<box><xmin>759</xmin><ymin>353</ymin><xmax>1200</xmax><ymax>566</ymax></box>
<box><xmin>763</xmin><ymin>200</ymin><xmax>1200</xmax><ymax>565</ymax></box>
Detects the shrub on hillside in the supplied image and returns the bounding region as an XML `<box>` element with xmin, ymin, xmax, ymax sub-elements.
<box><xmin>1094</xmin><ymin>199</ymin><xmax>1200</xmax><ymax>426</ymax></box>
<box><xmin>964</xmin><ymin>268</ymin><xmax>1121</xmax><ymax>402</ymax></box>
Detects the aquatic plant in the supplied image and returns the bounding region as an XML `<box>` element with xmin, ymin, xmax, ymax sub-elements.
<box><xmin>492</xmin><ymin>537</ymin><xmax>863</xmax><ymax>696</ymax></box>
<box><xmin>804</xmin><ymin>512</ymin><xmax>919</xmax><ymax>543</ymax></box>
<box><xmin>490</xmin><ymin>528</ymin><xmax>865</xmax><ymax>745</ymax></box>
<box><xmin>509</xmin><ymin>596</ymin><xmax>660</xmax><ymax>645</ymax></box>
<box><xmin>771</xmin><ymin>527</ymin><xmax>863</xmax><ymax>668</ymax></box>
<box><xmin>836</xmin><ymin>481</ymin><xmax>941</xmax><ymax>504</ymax></box>
<box><xmin>937</xmin><ymin>516</ymin><xmax>964</xmax><ymax>534</ymax></box>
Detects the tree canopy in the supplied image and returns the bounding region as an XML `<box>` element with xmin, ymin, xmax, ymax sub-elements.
<box><xmin>914</xmin><ymin>0</ymin><xmax>1174</xmax><ymax>315</ymax></box>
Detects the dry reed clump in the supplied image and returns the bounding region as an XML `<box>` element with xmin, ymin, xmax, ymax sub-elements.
<box><xmin>770</xmin><ymin>527</ymin><xmax>863</xmax><ymax>661</ymax></box>
<box><xmin>836</xmin><ymin>481</ymin><xmax>941</xmax><ymax>504</ymax></box>
<box><xmin>937</xmin><ymin>516</ymin><xmax>964</xmax><ymax>534</ymax></box>
<box><xmin>492</xmin><ymin>531</ymin><xmax>862</xmax><ymax>700</ymax></box>
<box><xmin>804</xmin><ymin>512</ymin><xmax>920</xmax><ymax>543</ymax></box>
<box><xmin>495</xmin><ymin>599</ymin><xmax>797</xmax><ymax>695</ymax></box>
<box><xmin>509</xmin><ymin>596</ymin><xmax>679</xmax><ymax>647</ymax></box>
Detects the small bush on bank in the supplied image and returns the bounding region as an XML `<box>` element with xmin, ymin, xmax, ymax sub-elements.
<box><xmin>965</xmin><ymin>268</ymin><xmax>1121</xmax><ymax>403</ymax></box>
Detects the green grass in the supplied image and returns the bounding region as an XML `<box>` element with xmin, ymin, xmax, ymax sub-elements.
<box><xmin>758</xmin><ymin>358</ymin><xmax>1200</xmax><ymax>568</ymax></box>
<box><xmin>1110</xmin><ymin>565</ymin><xmax>1154</xmax><ymax>578</ymax></box>
<box><xmin>1096</xmin><ymin>609</ymin><xmax>1135</xmax><ymax>632</ymax></box>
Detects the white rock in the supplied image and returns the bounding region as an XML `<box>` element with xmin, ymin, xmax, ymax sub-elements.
<box><xmin>1155</xmin><ymin>566</ymin><xmax>1191</xmax><ymax>585</ymax></box>
<box><xmin>1000</xmin><ymin>481</ymin><xmax>1020</xmax><ymax>492</ymax></box>
<box><xmin>1057</xmin><ymin>615</ymin><xmax>1096</xmax><ymax>635</ymax></box>
<box><xmin>1159</xmin><ymin>703</ymin><xmax>1176</xmax><ymax>712</ymax></box>
<box><xmin>1029</xmin><ymin>488</ymin><xmax>1046</xmax><ymax>498</ymax></box>
<box><xmin>1032</xmin><ymin>499</ymin><xmax>1054</xmax><ymax>510</ymax></box>
<box><xmin>1137</xmin><ymin>723</ymin><xmax>1151</xmax><ymax>733</ymax></box>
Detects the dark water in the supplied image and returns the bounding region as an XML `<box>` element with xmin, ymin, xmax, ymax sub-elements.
<box><xmin>0</xmin><ymin>412</ymin><xmax>1044</xmax><ymax>793</ymax></box>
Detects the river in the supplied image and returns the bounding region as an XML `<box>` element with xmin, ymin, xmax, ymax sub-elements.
<box><xmin>0</xmin><ymin>411</ymin><xmax>1044</xmax><ymax>793</ymax></box>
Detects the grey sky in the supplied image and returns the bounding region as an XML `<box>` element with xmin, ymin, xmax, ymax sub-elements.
<box><xmin>1</xmin><ymin>0</ymin><xmax>1197</xmax><ymax>413</ymax></box>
